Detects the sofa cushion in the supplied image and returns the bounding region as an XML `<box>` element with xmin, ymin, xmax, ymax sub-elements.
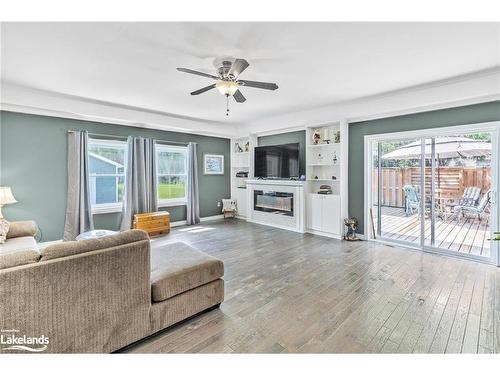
<box><xmin>150</xmin><ymin>241</ymin><xmax>224</xmax><ymax>302</ymax></box>
<box><xmin>0</xmin><ymin>236</ymin><xmax>40</xmax><ymax>269</ymax></box>
<box><xmin>41</xmin><ymin>229</ymin><xmax>149</xmax><ymax>261</ymax></box>
<box><xmin>6</xmin><ymin>220</ymin><xmax>38</xmax><ymax>239</ymax></box>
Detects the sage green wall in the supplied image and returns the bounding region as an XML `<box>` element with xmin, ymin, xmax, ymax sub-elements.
<box><xmin>0</xmin><ymin>111</ymin><xmax>230</xmax><ymax>241</ymax></box>
<box><xmin>257</xmin><ymin>130</ymin><xmax>306</xmax><ymax>176</ymax></box>
<box><xmin>349</xmin><ymin>101</ymin><xmax>500</xmax><ymax>234</ymax></box>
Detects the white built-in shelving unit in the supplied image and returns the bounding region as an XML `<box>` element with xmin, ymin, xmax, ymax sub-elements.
<box><xmin>230</xmin><ymin>135</ymin><xmax>256</xmax><ymax>218</ymax></box>
<box><xmin>305</xmin><ymin>121</ymin><xmax>348</xmax><ymax>238</ymax></box>
<box><xmin>230</xmin><ymin>121</ymin><xmax>348</xmax><ymax>238</ymax></box>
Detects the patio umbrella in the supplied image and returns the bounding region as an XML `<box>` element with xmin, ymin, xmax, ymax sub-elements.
<box><xmin>381</xmin><ymin>136</ymin><xmax>491</xmax><ymax>160</ymax></box>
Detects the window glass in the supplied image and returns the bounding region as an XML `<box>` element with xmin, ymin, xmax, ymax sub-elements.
<box><xmin>88</xmin><ymin>139</ymin><xmax>127</xmax><ymax>206</ymax></box>
<box><xmin>156</xmin><ymin>145</ymin><xmax>188</xmax><ymax>203</ymax></box>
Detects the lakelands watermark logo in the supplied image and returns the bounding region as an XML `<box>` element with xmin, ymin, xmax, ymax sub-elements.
<box><xmin>1</xmin><ymin>329</ymin><xmax>49</xmax><ymax>352</ymax></box>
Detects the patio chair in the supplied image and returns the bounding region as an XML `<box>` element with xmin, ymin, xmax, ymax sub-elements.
<box><xmin>457</xmin><ymin>186</ymin><xmax>481</xmax><ymax>207</ymax></box>
<box><xmin>453</xmin><ymin>189</ymin><xmax>491</xmax><ymax>221</ymax></box>
<box><xmin>403</xmin><ymin>185</ymin><xmax>420</xmax><ymax>216</ymax></box>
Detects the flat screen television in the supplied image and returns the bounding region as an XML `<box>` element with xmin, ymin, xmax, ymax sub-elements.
<box><xmin>254</xmin><ymin>143</ymin><xmax>300</xmax><ymax>179</ymax></box>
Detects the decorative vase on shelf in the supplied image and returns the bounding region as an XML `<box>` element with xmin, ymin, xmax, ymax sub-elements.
<box><xmin>333</xmin><ymin>151</ymin><xmax>338</xmax><ymax>165</ymax></box>
<box><xmin>312</xmin><ymin>130</ymin><xmax>321</xmax><ymax>145</ymax></box>
<box><xmin>244</xmin><ymin>141</ymin><xmax>249</xmax><ymax>152</ymax></box>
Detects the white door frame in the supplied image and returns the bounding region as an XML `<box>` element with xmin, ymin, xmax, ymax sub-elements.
<box><xmin>364</xmin><ymin>121</ymin><xmax>500</xmax><ymax>266</ymax></box>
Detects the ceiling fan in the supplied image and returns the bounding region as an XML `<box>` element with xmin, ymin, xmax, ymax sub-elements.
<box><xmin>176</xmin><ymin>58</ymin><xmax>278</xmax><ymax>116</ymax></box>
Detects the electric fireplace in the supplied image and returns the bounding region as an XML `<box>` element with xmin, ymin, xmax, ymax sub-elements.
<box><xmin>253</xmin><ymin>190</ymin><xmax>294</xmax><ymax>216</ymax></box>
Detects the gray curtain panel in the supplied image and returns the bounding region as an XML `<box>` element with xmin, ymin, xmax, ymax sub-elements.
<box><xmin>63</xmin><ymin>130</ymin><xmax>94</xmax><ymax>241</ymax></box>
<box><xmin>186</xmin><ymin>142</ymin><xmax>200</xmax><ymax>225</ymax></box>
<box><xmin>120</xmin><ymin>137</ymin><xmax>158</xmax><ymax>230</ymax></box>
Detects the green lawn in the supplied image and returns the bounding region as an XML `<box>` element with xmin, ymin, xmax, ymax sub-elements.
<box><xmin>158</xmin><ymin>183</ymin><xmax>185</xmax><ymax>200</ymax></box>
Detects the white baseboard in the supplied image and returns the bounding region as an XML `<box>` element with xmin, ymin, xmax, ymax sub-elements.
<box><xmin>201</xmin><ymin>214</ymin><xmax>224</xmax><ymax>222</ymax></box>
<box><xmin>170</xmin><ymin>220</ymin><xmax>187</xmax><ymax>228</ymax></box>
<box><xmin>170</xmin><ymin>214</ymin><xmax>225</xmax><ymax>228</ymax></box>
<box><xmin>306</xmin><ymin>228</ymin><xmax>342</xmax><ymax>240</ymax></box>
<box><xmin>247</xmin><ymin>218</ymin><xmax>306</xmax><ymax>234</ymax></box>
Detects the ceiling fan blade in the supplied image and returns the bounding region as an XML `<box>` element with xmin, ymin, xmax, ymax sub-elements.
<box><xmin>233</xmin><ymin>90</ymin><xmax>246</xmax><ymax>103</ymax></box>
<box><xmin>229</xmin><ymin>59</ymin><xmax>250</xmax><ymax>77</ymax></box>
<box><xmin>177</xmin><ymin>67</ymin><xmax>218</xmax><ymax>80</ymax></box>
<box><xmin>190</xmin><ymin>84</ymin><xmax>216</xmax><ymax>95</ymax></box>
<box><xmin>238</xmin><ymin>79</ymin><xmax>278</xmax><ymax>91</ymax></box>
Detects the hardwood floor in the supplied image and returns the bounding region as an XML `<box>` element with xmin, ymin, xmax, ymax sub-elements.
<box><xmin>124</xmin><ymin>219</ymin><xmax>500</xmax><ymax>354</ymax></box>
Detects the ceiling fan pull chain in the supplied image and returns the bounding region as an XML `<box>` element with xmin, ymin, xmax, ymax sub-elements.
<box><xmin>226</xmin><ymin>94</ymin><xmax>230</xmax><ymax>116</ymax></box>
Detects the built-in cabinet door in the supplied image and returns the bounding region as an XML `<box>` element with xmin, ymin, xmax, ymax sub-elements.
<box><xmin>307</xmin><ymin>194</ymin><xmax>341</xmax><ymax>235</ymax></box>
<box><xmin>307</xmin><ymin>194</ymin><xmax>323</xmax><ymax>231</ymax></box>
<box><xmin>322</xmin><ymin>195</ymin><xmax>341</xmax><ymax>235</ymax></box>
<box><xmin>236</xmin><ymin>188</ymin><xmax>247</xmax><ymax>217</ymax></box>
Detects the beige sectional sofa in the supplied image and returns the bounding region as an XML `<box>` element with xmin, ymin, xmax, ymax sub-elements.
<box><xmin>0</xmin><ymin>227</ymin><xmax>224</xmax><ymax>353</ymax></box>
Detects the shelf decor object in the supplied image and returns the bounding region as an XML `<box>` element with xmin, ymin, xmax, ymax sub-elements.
<box><xmin>312</xmin><ymin>130</ymin><xmax>321</xmax><ymax>145</ymax></box>
<box><xmin>334</xmin><ymin>130</ymin><xmax>341</xmax><ymax>143</ymax></box>
<box><xmin>234</xmin><ymin>142</ymin><xmax>243</xmax><ymax>153</ymax></box>
<box><xmin>323</xmin><ymin>128</ymin><xmax>330</xmax><ymax>144</ymax></box>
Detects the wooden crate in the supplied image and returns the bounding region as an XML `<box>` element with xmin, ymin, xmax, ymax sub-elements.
<box><xmin>133</xmin><ymin>211</ymin><xmax>170</xmax><ymax>237</ymax></box>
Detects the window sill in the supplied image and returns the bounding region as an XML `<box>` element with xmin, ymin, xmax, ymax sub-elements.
<box><xmin>92</xmin><ymin>203</ymin><xmax>123</xmax><ymax>215</ymax></box>
<box><xmin>158</xmin><ymin>200</ymin><xmax>187</xmax><ymax>208</ymax></box>
<box><xmin>92</xmin><ymin>201</ymin><xmax>186</xmax><ymax>214</ymax></box>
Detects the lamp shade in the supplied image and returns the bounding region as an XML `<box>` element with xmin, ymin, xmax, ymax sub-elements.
<box><xmin>0</xmin><ymin>187</ymin><xmax>17</xmax><ymax>205</ymax></box>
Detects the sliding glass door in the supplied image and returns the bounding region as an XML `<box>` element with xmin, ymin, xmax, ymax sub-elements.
<box><xmin>372</xmin><ymin>137</ymin><xmax>423</xmax><ymax>246</ymax></box>
<box><xmin>370</xmin><ymin>127</ymin><xmax>497</xmax><ymax>263</ymax></box>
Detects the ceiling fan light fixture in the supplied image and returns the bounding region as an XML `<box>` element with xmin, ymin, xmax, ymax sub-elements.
<box><xmin>215</xmin><ymin>80</ymin><xmax>239</xmax><ymax>96</ymax></box>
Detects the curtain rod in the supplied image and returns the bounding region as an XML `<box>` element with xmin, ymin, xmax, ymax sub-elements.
<box><xmin>67</xmin><ymin>130</ymin><xmax>195</xmax><ymax>145</ymax></box>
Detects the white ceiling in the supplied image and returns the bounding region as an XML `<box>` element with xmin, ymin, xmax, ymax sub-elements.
<box><xmin>1</xmin><ymin>22</ymin><xmax>500</xmax><ymax>127</ymax></box>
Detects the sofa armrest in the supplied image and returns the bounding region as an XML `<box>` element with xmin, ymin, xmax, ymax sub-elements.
<box><xmin>6</xmin><ymin>221</ymin><xmax>38</xmax><ymax>239</ymax></box>
<box><xmin>0</xmin><ymin>237</ymin><xmax>152</xmax><ymax>353</ymax></box>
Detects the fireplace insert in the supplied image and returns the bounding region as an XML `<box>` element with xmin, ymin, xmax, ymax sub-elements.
<box><xmin>253</xmin><ymin>190</ymin><xmax>294</xmax><ymax>216</ymax></box>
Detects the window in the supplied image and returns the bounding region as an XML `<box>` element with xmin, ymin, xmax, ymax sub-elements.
<box><xmin>88</xmin><ymin>138</ymin><xmax>127</xmax><ymax>213</ymax></box>
<box><xmin>155</xmin><ymin>144</ymin><xmax>188</xmax><ymax>206</ymax></box>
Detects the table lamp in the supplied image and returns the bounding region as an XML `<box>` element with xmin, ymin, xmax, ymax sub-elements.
<box><xmin>0</xmin><ymin>187</ymin><xmax>17</xmax><ymax>219</ymax></box>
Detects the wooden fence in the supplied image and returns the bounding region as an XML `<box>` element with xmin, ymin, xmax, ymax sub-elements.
<box><xmin>373</xmin><ymin>167</ymin><xmax>491</xmax><ymax>208</ymax></box>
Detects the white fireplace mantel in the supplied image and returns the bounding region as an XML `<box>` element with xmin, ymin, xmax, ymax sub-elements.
<box><xmin>246</xmin><ymin>179</ymin><xmax>306</xmax><ymax>187</ymax></box>
<box><xmin>246</xmin><ymin>179</ymin><xmax>305</xmax><ymax>233</ymax></box>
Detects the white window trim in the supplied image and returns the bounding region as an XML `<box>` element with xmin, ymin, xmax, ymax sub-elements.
<box><xmin>156</xmin><ymin>144</ymin><xmax>189</xmax><ymax>206</ymax></box>
<box><xmin>157</xmin><ymin>199</ymin><xmax>187</xmax><ymax>208</ymax></box>
<box><xmin>91</xmin><ymin>202</ymin><xmax>123</xmax><ymax>215</ymax></box>
<box><xmin>88</xmin><ymin>137</ymin><xmax>127</xmax><ymax>215</ymax></box>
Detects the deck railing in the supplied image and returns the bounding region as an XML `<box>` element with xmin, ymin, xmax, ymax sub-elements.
<box><xmin>373</xmin><ymin>167</ymin><xmax>491</xmax><ymax>208</ymax></box>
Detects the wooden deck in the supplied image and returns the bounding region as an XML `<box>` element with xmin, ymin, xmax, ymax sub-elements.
<box><xmin>374</xmin><ymin>206</ymin><xmax>490</xmax><ymax>258</ymax></box>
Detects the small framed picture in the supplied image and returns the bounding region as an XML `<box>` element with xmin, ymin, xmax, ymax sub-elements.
<box><xmin>203</xmin><ymin>154</ymin><xmax>224</xmax><ymax>175</ymax></box>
